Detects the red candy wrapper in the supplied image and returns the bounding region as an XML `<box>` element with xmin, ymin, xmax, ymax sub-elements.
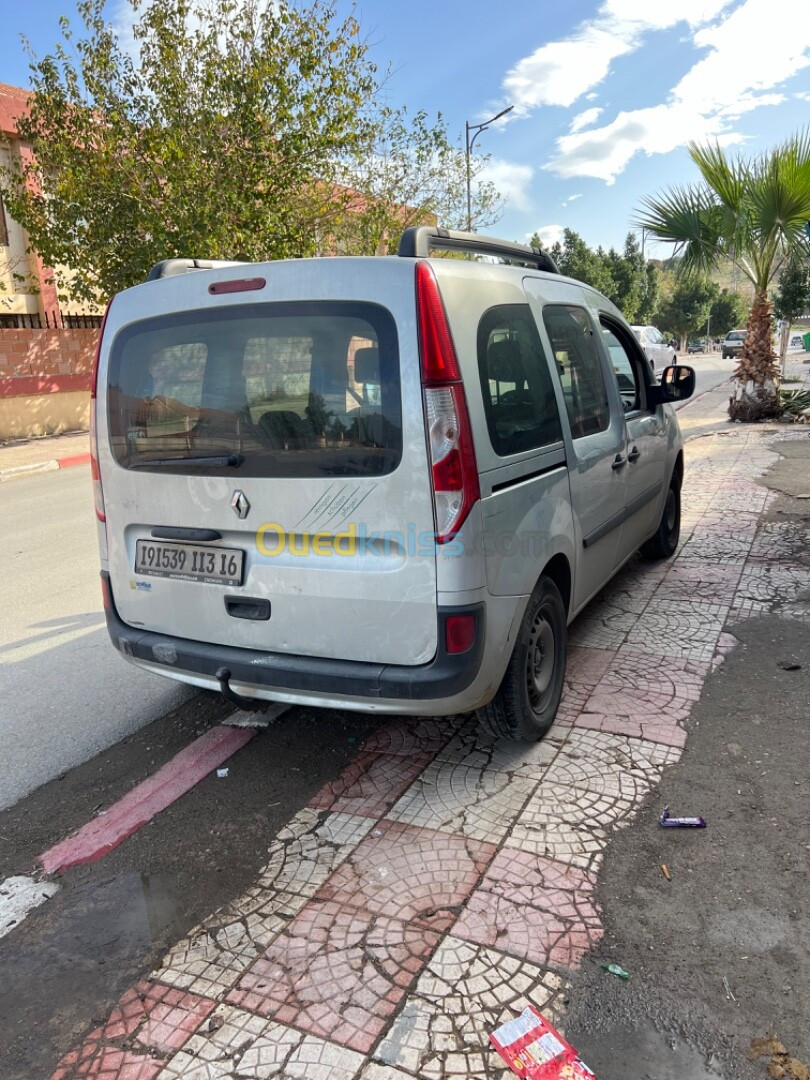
<box><xmin>489</xmin><ymin>1005</ymin><xmax>596</xmax><ymax>1079</ymax></box>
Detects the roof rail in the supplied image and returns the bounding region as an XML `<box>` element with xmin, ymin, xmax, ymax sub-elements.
<box><xmin>397</xmin><ymin>226</ymin><xmax>559</xmax><ymax>274</ymax></box>
<box><xmin>145</xmin><ymin>258</ymin><xmax>246</xmax><ymax>282</ymax></box>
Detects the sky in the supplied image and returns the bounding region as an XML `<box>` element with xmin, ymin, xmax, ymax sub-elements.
<box><xmin>1</xmin><ymin>0</ymin><xmax>809</xmax><ymax>258</ymax></box>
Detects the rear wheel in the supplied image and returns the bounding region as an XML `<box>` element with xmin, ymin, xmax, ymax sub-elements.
<box><xmin>478</xmin><ymin>576</ymin><xmax>567</xmax><ymax>742</ymax></box>
<box><xmin>641</xmin><ymin>474</ymin><xmax>681</xmax><ymax>560</ymax></box>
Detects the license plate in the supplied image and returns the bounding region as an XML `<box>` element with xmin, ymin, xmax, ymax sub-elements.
<box><xmin>135</xmin><ymin>540</ymin><xmax>244</xmax><ymax>586</ymax></box>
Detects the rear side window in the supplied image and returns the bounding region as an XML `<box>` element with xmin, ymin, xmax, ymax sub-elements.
<box><xmin>542</xmin><ymin>305</ymin><xmax>610</xmax><ymax>440</ymax></box>
<box><xmin>477</xmin><ymin>304</ymin><xmax>562</xmax><ymax>456</ymax></box>
<box><xmin>107</xmin><ymin>301</ymin><xmax>401</xmax><ymax>477</ymax></box>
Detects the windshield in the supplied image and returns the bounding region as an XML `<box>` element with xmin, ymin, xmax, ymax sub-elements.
<box><xmin>726</xmin><ymin>331</ymin><xmax>747</xmax><ymax>341</ymax></box>
<box><xmin>108</xmin><ymin>301</ymin><xmax>402</xmax><ymax>478</ymax></box>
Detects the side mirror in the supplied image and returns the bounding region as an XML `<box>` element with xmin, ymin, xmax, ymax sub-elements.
<box><xmin>648</xmin><ymin>364</ymin><xmax>696</xmax><ymax>408</ymax></box>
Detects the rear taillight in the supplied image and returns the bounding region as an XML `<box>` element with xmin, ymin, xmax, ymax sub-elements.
<box><xmin>416</xmin><ymin>263</ymin><xmax>480</xmax><ymax>543</ymax></box>
<box><xmin>445</xmin><ymin>613</ymin><xmax>476</xmax><ymax>654</ymax></box>
<box><xmin>90</xmin><ymin>302</ymin><xmax>112</xmax><ymax>523</ymax></box>
<box><xmin>100</xmin><ymin>573</ymin><xmax>112</xmax><ymax>611</ymax></box>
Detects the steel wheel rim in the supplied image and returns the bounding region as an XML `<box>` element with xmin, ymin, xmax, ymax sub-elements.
<box><xmin>527</xmin><ymin>607</ymin><xmax>555</xmax><ymax>710</ymax></box>
<box><xmin>664</xmin><ymin>487</ymin><xmax>678</xmax><ymax>533</ymax></box>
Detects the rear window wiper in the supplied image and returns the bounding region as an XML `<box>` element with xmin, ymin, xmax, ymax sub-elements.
<box><xmin>127</xmin><ymin>453</ymin><xmax>245</xmax><ymax>469</ymax></box>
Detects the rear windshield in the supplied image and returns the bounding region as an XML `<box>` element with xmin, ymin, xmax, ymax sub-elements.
<box><xmin>108</xmin><ymin>301</ymin><xmax>401</xmax><ymax>477</ymax></box>
<box><xmin>726</xmin><ymin>331</ymin><xmax>747</xmax><ymax>341</ymax></box>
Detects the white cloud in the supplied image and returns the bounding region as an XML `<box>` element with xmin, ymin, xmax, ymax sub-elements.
<box><xmin>502</xmin><ymin>0</ymin><xmax>731</xmax><ymax>112</ymax></box>
<box><xmin>545</xmin><ymin>0</ymin><xmax>810</xmax><ymax>183</ymax></box>
<box><xmin>562</xmin><ymin>193</ymin><xmax>584</xmax><ymax>205</ymax></box>
<box><xmin>480</xmin><ymin>159</ymin><xmax>535</xmax><ymax>212</ymax></box>
<box><xmin>530</xmin><ymin>224</ymin><xmax>565</xmax><ymax>247</ymax></box>
<box><xmin>569</xmin><ymin>108</ymin><xmax>603</xmax><ymax>134</ymax></box>
<box><xmin>796</xmin><ymin>91</ymin><xmax>810</xmax><ymax>101</ymax></box>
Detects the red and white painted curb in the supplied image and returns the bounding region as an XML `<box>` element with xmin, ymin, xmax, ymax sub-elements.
<box><xmin>0</xmin><ymin>451</ymin><xmax>91</xmax><ymax>481</ymax></box>
<box><xmin>38</xmin><ymin>724</ymin><xmax>256</xmax><ymax>875</ymax></box>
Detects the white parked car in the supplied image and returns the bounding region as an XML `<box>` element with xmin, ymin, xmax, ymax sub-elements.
<box><xmin>722</xmin><ymin>329</ymin><xmax>748</xmax><ymax>359</ymax></box>
<box><xmin>91</xmin><ymin>227</ymin><xmax>694</xmax><ymax>742</ymax></box>
<box><xmin>630</xmin><ymin>326</ymin><xmax>677</xmax><ymax>372</ymax></box>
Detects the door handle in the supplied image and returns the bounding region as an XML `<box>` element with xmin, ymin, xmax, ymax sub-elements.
<box><xmin>612</xmin><ymin>454</ymin><xmax>627</xmax><ymax>470</ymax></box>
<box><xmin>627</xmin><ymin>446</ymin><xmax>641</xmax><ymax>463</ymax></box>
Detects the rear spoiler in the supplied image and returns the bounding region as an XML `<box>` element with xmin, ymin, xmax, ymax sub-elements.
<box><xmin>398</xmin><ymin>226</ymin><xmax>559</xmax><ymax>274</ymax></box>
<box><xmin>145</xmin><ymin>258</ymin><xmax>245</xmax><ymax>281</ymax></box>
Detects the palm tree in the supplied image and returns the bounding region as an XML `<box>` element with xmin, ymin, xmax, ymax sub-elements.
<box><xmin>636</xmin><ymin>132</ymin><xmax>810</xmax><ymax>420</ymax></box>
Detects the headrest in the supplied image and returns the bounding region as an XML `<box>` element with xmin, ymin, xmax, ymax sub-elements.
<box><xmin>354</xmin><ymin>346</ymin><xmax>379</xmax><ymax>384</ymax></box>
<box><xmin>487</xmin><ymin>338</ymin><xmax>523</xmax><ymax>382</ymax></box>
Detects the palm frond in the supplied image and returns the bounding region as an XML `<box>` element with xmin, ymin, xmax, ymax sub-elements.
<box><xmin>688</xmin><ymin>141</ymin><xmax>747</xmax><ymax>215</ymax></box>
<box><xmin>635</xmin><ymin>183</ymin><xmax>722</xmax><ymax>276</ymax></box>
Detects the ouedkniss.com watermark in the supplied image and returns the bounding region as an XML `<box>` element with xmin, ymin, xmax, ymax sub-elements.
<box><xmin>255</xmin><ymin>522</ymin><xmax>548</xmax><ymax>558</ymax></box>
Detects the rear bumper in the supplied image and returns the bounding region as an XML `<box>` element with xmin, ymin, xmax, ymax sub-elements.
<box><xmin>102</xmin><ymin>572</ymin><xmax>485</xmax><ymax>703</ymax></box>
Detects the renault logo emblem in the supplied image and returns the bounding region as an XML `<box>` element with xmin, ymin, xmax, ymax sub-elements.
<box><xmin>231</xmin><ymin>491</ymin><xmax>250</xmax><ymax>519</ymax></box>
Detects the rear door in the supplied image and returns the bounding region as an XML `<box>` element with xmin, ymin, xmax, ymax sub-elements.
<box><xmin>97</xmin><ymin>260</ymin><xmax>438</xmax><ymax>666</ymax></box>
<box><xmin>525</xmin><ymin>283</ymin><xmax>629</xmax><ymax>610</ymax></box>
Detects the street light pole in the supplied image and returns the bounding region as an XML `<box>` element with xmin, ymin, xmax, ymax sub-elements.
<box><xmin>465</xmin><ymin>105</ymin><xmax>514</xmax><ymax>232</ymax></box>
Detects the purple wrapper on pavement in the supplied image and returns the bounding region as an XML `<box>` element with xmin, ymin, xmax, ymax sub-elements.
<box><xmin>659</xmin><ymin>805</ymin><xmax>707</xmax><ymax>828</ymax></box>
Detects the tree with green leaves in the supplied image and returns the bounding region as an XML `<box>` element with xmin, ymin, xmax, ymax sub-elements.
<box><xmin>542</xmin><ymin>228</ymin><xmax>659</xmax><ymax>322</ymax></box>
<box><xmin>656</xmin><ymin>277</ymin><xmax>716</xmax><ymax>351</ymax></box>
<box><xmin>703</xmin><ymin>288</ymin><xmax>749</xmax><ymax>339</ymax></box>
<box><xmin>773</xmin><ymin>258</ymin><xmax>810</xmax><ymax>323</ymax></box>
<box><xmin>636</xmin><ymin>133</ymin><xmax>810</xmax><ymax>420</ymax></box>
<box><xmin>0</xmin><ymin>0</ymin><xmax>499</xmax><ymax>303</ymax></box>
<box><xmin>332</xmin><ymin>107</ymin><xmax>501</xmax><ymax>255</ymax></box>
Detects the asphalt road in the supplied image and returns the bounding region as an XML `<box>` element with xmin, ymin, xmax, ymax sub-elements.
<box><xmin>0</xmin><ymin>466</ymin><xmax>192</xmax><ymax>810</ymax></box>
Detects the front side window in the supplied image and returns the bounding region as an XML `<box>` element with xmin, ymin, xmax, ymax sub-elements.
<box><xmin>477</xmin><ymin>304</ymin><xmax>563</xmax><ymax>456</ymax></box>
<box><xmin>108</xmin><ymin>301</ymin><xmax>401</xmax><ymax>477</ymax></box>
<box><xmin>600</xmin><ymin>319</ymin><xmax>644</xmax><ymax>413</ymax></box>
<box><xmin>542</xmin><ymin>305</ymin><xmax>610</xmax><ymax>439</ymax></box>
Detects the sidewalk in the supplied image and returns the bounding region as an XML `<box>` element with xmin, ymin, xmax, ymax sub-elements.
<box><xmin>0</xmin><ymin>429</ymin><xmax>90</xmax><ymax>480</ymax></box>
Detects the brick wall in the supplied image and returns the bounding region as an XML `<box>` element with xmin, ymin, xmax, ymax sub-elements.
<box><xmin>0</xmin><ymin>327</ymin><xmax>99</xmax><ymax>398</ymax></box>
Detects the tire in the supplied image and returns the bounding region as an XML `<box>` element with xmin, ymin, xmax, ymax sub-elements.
<box><xmin>478</xmin><ymin>576</ymin><xmax>567</xmax><ymax>742</ymax></box>
<box><xmin>641</xmin><ymin>474</ymin><xmax>681</xmax><ymax>560</ymax></box>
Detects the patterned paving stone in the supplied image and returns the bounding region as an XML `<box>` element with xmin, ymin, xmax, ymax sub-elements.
<box><xmin>567</xmin><ymin>608</ymin><xmax>638</xmax><ymax>651</ymax></box>
<box><xmin>653</xmin><ymin>561</ymin><xmax>744</xmax><ymax>604</ymax></box>
<box><xmin>154</xmin><ymin>811</ymin><xmax>374</xmax><ymax>997</ymax></box>
<box><xmin>708</xmin><ymin>486</ymin><xmax>771</xmax><ymax>514</ymax></box>
<box><xmin>53</xmin><ymin>1047</ymin><xmax>163</xmax><ymax>1080</ymax></box>
<box><xmin>543</xmin><ymin>729</ymin><xmax>681</xmax><ymax>795</ymax></box>
<box><xmin>361</xmin><ymin>717</ymin><xmax>465</xmax><ymax>757</ymax></box>
<box><xmin>154</xmin><ymin>894</ymin><xmax>303</xmax><ymax>999</ymax></box>
<box><xmin>359</xmin><ymin>1065</ymin><xmax>414</xmax><ymax>1080</ymax></box>
<box><xmin>452</xmin><ymin>848</ymin><xmax>602</xmax><ymax>971</ymax></box>
<box><xmin>156</xmin><ymin>1006</ymin><xmax>365</xmax><ymax>1079</ymax></box>
<box><xmin>508</xmin><ymin>781</ymin><xmax>614</xmax><ymax>871</ymax></box>
<box><xmin>747</xmin><ymin>521</ymin><xmax>810</xmax><ymax>563</ymax></box>
<box><xmin>433</xmin><ymin>721</ymin><xmax>564</xmax><ymax>778</ymax></box>
<box><xmin>623</xmin><ymin>598</ymin><xmax>728</xmax><ymax>662</ymax></box>
<box><xmin>227</xmin><ymin>901</ymin><xmax>441</xmax><ymax>1054</ymax></box>
<box><xmin>256</xmin><ymin>809</ymin><xmax>376</xmax><ymax>895</ymax></box>
<box><xmin>558</xmin><ymin>647</ymin><xmax>616</xmax><ymax>723</ymax></box>
<box><xmin>52</xmin><ymin>982</ymin><xmax>215</xmax><ymax>1078</ymax></box>
<box><xmin>375</xmin><ymin>936</ymin><xmax>565</xmax><ymax>1078</ymax></box>
<box><xmin>733</xmin><ymin>564</ymin><xmax>810</xmax><ymax>611</ymax></box>
<box><xmin>386</xmin><ymin>757</ymin><xmax>539</xmax><ymax>845</ymax></box>
<box><xmin>510</xmin><ymin>731</ymin><xmax>680</xmax><ymax>870</ymax></box>
<box><xmin>569</xmin><ymin>650</ymin><xmax>708</xmax><ymax>746</ymax></box>
<box><xmin>317</xmin><ymin>820</ymin><xmax>495</xmax><ymax>932</ymax></box>
<box><xmin>309</xmin><ymin>752</ymin><xmax>434</xmax><ymax>818</ymax></box>
<box><xmin>676</xmin><ymin>531</ymin><xmax>755</xmax><ymax>562</ymax></box>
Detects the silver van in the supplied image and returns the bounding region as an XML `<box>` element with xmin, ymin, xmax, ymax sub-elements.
<box><xmin>92</xmin><ymin>228</ymin><xmax>694</xmax><ymax>741</ymax></box>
